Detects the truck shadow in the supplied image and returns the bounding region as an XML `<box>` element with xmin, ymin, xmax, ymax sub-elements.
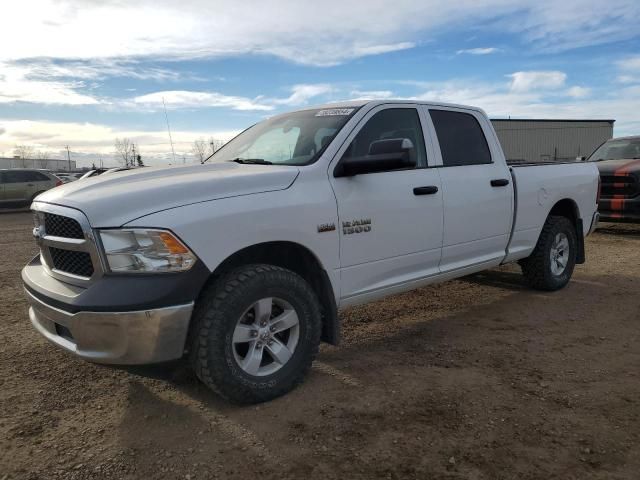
<box><xmin>460</xmin><ymin>269</ymin><xmax>527</xmax><ymax>291</ymax></box>
<box><xmin>595</xmin><ymin>224</ymin><xmax>640</xmax><ymax>238</ymax></box>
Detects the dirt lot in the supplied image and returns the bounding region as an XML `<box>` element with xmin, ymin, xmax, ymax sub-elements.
<box><xmin>1</xmin><ymin>211</ymin><xmax>639</xmax><ymax>480</ymax></box>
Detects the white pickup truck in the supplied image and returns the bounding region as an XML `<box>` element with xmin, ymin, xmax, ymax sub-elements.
<box><xmin>23</xmin><ymin>100</ymin><xmax>599</xmax><ymax>403</ymax></box>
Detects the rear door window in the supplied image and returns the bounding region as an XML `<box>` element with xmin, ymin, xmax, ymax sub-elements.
<box><xmin>430</xmin><ymin>109</ymin><xmax>492</xmax><ymax>167</ymax></box>
<box><xmin>31</xmin><ymin>172</ymin><xmax>51</xmax><ymax>182</ymax></box>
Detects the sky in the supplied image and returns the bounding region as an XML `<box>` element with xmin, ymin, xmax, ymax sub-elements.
<box><xmin>0</xmin><ymin>0</ymin><xmax>639</xmax><ymax>167</ymax></box>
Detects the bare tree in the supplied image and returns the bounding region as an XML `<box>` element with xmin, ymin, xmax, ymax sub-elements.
<box><xmin>115</xmin><ymin>137</ymin><xmax>133</xmax><ymax>167</ymax></box>
<box><xmin>35</xmin><ymin>150</ymin><xmax>51</xmax><ymax>169</ymax></box>
<box><xmin>192</xmin><ymin>138</ymin><xmax>207</xmax><ymax>163</ymax></box>
<box><xmin>208</xmin><ymin>137</ymin><xmax>224</xmax><ymax>155</ymax></box>
<box><xmin>14</xmin><ymin>144</ymin><xmax>35</xmax><ymax>159</ymax></box>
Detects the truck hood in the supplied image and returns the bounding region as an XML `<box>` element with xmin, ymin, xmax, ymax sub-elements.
<box><xmin>36</xmin><ymin>162</ymin><xmax>299</xmax><ymax>227</ymax></box>
<box><xmin>595</xmin><ymin>158</ymin><xmax>640</xmax><ymax>175</ymax></box>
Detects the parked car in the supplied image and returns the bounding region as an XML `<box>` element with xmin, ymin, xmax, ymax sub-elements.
<box><xmin>22</xmin><ymin>100</ymin><xmax>599</xmax><ymax>403</ymax></box>
<box><xmin>588</xmin><ymin>135</ymin><xmax>640</xmax><ymax>222</ymax></box>
<box><xmin>55</xmin><ymin>173</ymin><xmax>78</xmax><ymax>184</ymax></box>
<box><xmin>79</xmin><ymin>167</ymin><xmax>137</xmax><ymax>180</ymax></box>
<box><xmin>0</xmin><ymin>169</ymin><xmax>62</xmax><ymax>206</ymax></box>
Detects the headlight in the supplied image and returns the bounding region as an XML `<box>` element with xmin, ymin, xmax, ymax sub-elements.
<box><xmin>99</xmin><ymin>229</ymin><xmax>197</xmax><ymax>273</ymax></box>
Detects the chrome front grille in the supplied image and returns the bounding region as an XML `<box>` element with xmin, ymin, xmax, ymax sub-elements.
<box><xmin>49</xmin><ymin>247</ymin><xmax>94</xmax><ymax>277</ymax></box>
<box><xmin>44</xmin><ymin>213</ymin><xmax>84</xmax><ymax>239</ymax></box>
<box><xmin>32</xmin><ymin>202</ymin><xmax>102</xmax><ymax>286</ymax></box>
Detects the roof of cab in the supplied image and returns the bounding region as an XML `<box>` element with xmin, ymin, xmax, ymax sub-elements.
<box><xmin>305</xmin><ymin>99</ymin><xmax>485</xmax><ymax>111</ymax></box>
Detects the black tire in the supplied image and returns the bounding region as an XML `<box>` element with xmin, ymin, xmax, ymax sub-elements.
<box><xmin>189</xmin><ymin>264</ymin><xmax>321</xmax><ymax>404</ymax></box>
<box><xmin>520</xmin><ymin>215</ymin><xmax>577</xmax><ymax>291</ymax></box>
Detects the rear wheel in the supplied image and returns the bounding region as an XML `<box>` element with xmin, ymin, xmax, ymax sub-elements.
<box><xmin>520</xmin><ymin>215</ymin><xmax>577</xmax><ymax>291</ymax></box>
<box><xmin>190</xmin><ymin>264</ymin><xmax>321</xmax><ymax>404</ymax></box>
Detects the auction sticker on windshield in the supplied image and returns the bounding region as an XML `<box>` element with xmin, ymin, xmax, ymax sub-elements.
<box><xmin>315</xmin><ymin>108</ymin><xmax>355</xmax><ymax>116</ymax></box>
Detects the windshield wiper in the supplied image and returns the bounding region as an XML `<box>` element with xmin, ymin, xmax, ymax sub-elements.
<box><xmin>229</xmin><ymin>157</ymin><xmax>273</xmax><ymax>165</ymax></box>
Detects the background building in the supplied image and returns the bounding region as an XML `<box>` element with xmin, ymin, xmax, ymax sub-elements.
<box><xmin>0</xmin><ymin>157</ymin><xmax>77</xmax><ymax>171</ymax></box>
<box><xmin>491</xmin><ymin>119</ymin><xmax>615</xmax><ymax>163</ymax></box>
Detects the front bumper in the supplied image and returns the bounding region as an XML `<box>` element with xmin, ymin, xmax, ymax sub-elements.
<box><xmin>25</xmin><ymin>288</ymin><xmax>193</xmax><ymax>365</ymax></box>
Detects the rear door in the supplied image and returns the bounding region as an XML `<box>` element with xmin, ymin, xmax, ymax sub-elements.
<box><xmin>30</xmin><ymin>171</ymin><xmax>55</xmax><ymax>198</ymax></box>
<box><xmin>426</xmin><ymin>107</ymin><xmax>513</xmax><ymax>272</ymax></box>
<box><xmin>329</xmin><ymin>104</ymin><xmax>444</xmax><ymax>302</ymax></box>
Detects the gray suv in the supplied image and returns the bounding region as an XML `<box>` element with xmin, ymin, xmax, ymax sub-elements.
<box><xmin>0</xmin><ymin>169</ymin><xmax>61</xmax><ymax>206</ymax></box>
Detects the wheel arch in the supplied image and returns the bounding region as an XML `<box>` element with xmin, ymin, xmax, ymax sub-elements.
<box><xmin>200</xmin><ymin>241</ymin><xmax>340</xmax><ymax>345</ymax></box>
<box><xmin>546</xmin><ymin>198</ymin><xmax>585</xmax><ymax>264</ymax></box>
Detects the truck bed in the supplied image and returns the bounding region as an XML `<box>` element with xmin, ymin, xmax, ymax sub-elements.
<box><xmin>504</xmin><ymin>160</ymin><xmax>599</xmax><ymax>263</ymax></box>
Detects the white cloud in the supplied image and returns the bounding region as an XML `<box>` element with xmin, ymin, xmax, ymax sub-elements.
<box><xmin>456</xmin><ymin>47</ymin><xmax>498</xmax><ymax>55</ymax></box>
<box><xmin>616</xmin><ymin>55</ymin><xmax>640</xmax><ymax>72</ymax></box>
<box><xmin>1</xmin><ymin>1</ymin><xmax>638</xmax><ymax>67</ymax></box>
<box><xmin>508</xmin><ymin>71</ymin><xmax>567</xmax><ymax>92</ymax></box>
<box><xmin>0</xmin><ymin>62</ymin><xmax>100</xmax><ymax>105</ymax></box>
<box><xmin>501</xmin><ymin>1</ymin><xmax>640</xmax><ymax>52</ymax></box>
<box><xmin>13</xmin><ymin>58</ymin><xmax>186</xmax><ymax>82</ymax></box>
<box><xmin>131</xmin><ymin>84</ymin><xmax>334</xmax><ymax>111</ymax></box>
<box><xmin>271</xmin><ymin>84</ymin><xmax>334</xmax><ymax>106</ymax></box>
<box><xmin>616</xmin><ymin>75</ymin><xmax>636</xmax><ymax>84</ymax></box>
<box><xmin>131</xmin><ymin>91</ymin><xmax>273</xmax><ymax>111</ymax></box>
<box><xmin>614</xmin><ymin>56</ymin><xmax>640</xmax><ymax>84</ymax></box>
<box><xmin>349</xmin><ymin>90</ymin><xmax>395</xmax><ymax>100</ymax></box>
<box><xmin>566</xmin><ymin>86</ymin><xmax>591</xmax><ymax>98</ymax></box>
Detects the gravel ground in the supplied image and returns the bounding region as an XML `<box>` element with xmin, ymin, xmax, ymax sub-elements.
<box><xmin>1</xmin><ymin>211</ymin><xmax>639</xmax><ymax>480</ymax></box>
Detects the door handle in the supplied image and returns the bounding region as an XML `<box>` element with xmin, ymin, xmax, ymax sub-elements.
<box><xmin>413</xmin><ymin>186</ymin><xmax>439</xmax><ymax>195</ymax></box>
<box><xmin>490</xmin><ymin>179</ymin><xmax>509</xmax><ymax>187</ymax></box>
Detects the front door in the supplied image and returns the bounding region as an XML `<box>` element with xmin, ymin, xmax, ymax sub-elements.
<box><xmin>1</xmin><ymin>170</ymin><xmax>31</xmax><ymax>202</ymax></box>
<box><xmin>329</xmin><ymin>105</ymin><xmax>444</xmax><ymax>303</ymax></box>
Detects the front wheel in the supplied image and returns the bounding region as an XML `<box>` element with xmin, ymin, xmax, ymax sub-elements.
<box><xmin>189</xmin><ymin>264</ymin><xmax>321</xmax><ymax>404</ymax></box>
<box><xmin>520</xmin><ymin>215</ymin><xmax>577</xmax><ymax>291</ymax></box>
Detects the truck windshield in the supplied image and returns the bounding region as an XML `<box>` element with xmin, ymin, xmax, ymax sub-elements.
<box><xmin>208</xmin><ymin>107</ymin><xmax>359</xmax><ymax>166</ymax></box>
<box><xmin>588</xmin><ymin>138</ymin><xmax>640</xmax><ymax>161</ymax></box>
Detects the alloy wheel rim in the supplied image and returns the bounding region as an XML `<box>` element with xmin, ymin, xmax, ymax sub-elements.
<box><xmin>549</xmin><ymin>232</ymin><xmax>570</xmax><ymax>276</ymax></box>
<box><xmin>232</xmin><ymin>297</ymin><xmax>300</xmax><ymax>377</ymax></box>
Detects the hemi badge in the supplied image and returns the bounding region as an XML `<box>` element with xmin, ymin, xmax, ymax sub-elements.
<box><xmin>317</xmin><ymin>223</ymin><xmax>336</xmax><ymax>233</ymax></box>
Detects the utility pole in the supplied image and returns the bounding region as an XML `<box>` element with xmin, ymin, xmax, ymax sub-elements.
<box><xmin>65</xmin><ymin>145</ymin><xmax>72</xmax><ymax>172</ymax></box>
<box><xmin>162</xmin><ymin>97</ymin><xmax>177</xmax><ymax>165</ymax></box>
<box><xmin>131</xmin><ymin>143</ymin><xmax>136</xmax><ymax>168</ymax></box>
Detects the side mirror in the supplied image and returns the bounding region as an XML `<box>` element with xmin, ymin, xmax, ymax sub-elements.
<box><xmin>576</xmin><ymin>156</ymin><xmax>586</xmax><ymax>161</ymax></box>
<box><xmin>335</xmin><ymin>138</ymin><xmax>416</xmax><ymax>177</ymax></box>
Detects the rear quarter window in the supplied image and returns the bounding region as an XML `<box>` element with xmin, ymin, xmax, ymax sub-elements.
<box><xmin>31</xmin><ymin>172</ymin><xmax>52</xmax><ymax>181</ymax></box>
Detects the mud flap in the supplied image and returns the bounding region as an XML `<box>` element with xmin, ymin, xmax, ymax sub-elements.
<box><xmin>576</xmin><ymin>218</ymin><xmax>585</xmax><ymax>264</ymax></box>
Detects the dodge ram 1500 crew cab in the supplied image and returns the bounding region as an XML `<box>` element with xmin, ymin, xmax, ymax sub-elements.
<box><xmin>22</xmin><ymin>100</ymin><xmax>600</xmax><ymax>403</ymax></box>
